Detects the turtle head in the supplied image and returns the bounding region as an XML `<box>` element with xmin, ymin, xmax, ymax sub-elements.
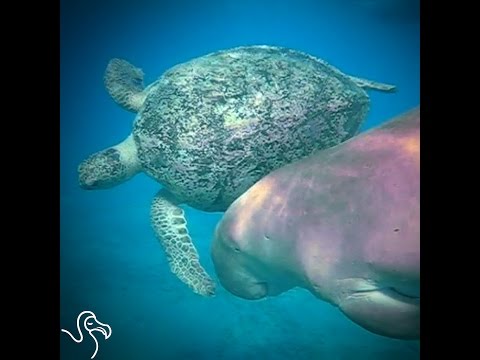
<box><xmin>78</xmin><ymin>135</ymin><xmax>141</xmax><ymax>190</ymax></box>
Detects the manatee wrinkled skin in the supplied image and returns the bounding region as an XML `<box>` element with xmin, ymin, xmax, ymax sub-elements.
<box><xmin>212</xmin><ymin>107</ymin><xmax>419</xmax><ymax>339</ymax></box>
<box><xmin>78</xmin><ymin>45</ymin><xmax>396</xmax><ymax>296</ymax></box>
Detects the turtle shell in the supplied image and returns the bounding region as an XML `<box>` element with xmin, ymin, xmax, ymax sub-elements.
<box><xmin>133</xmin><ymin>45</ymin><xmax>369</xmax><ymax>211</ymax></box>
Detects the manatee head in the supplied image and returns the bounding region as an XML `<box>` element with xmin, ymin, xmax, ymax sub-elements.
<box><xmin>211</xmin><ymin>204</ymin><xmax>297</xmax><ymax>300</ymax></box>
<box><xmin>211</xmin><ymin>225</ymin><xmax>268</xmax><ymax>300</ymax></box>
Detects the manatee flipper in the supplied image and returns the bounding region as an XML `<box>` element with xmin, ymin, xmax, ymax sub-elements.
<box><xmin>338</xmin><ymin>288</ymin><xmax>420</xmax><ymax>339</ymax></box>
<box><xmin>150</xmin><ymin>189</ymin><xmax>216</xmax><ymax>296</ymax></box>
<box><xmin>104</xmin><ymin>58</ymin><xmax>148</xmax><ymax>112</ymax></box>
<box><xmin>348</xmin><ymin>75</ymin><xmax>396</xmax><ymax>92</ymax></box>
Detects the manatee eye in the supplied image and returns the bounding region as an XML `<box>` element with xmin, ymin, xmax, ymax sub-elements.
<box><xmin>234</xmin><ymin>247</ymin><xmax>240</xmax><ymax>253</ymax></box>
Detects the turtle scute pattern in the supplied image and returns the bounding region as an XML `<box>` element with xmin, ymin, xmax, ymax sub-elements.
<box><xmin>134</xmin><ymin>46</ymin><xmax>369</xmax><ymax>211</ymax></box>
<box><xmin>150</xmin><ymin>193</ymin><xmax>216</xmax><ymax>296</ymax></box>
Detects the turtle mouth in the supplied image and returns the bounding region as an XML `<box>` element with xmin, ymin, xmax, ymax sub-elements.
<box><xmin>78</xmin><ymin>161</ymin><xmax>99</xmax><ymax>189</ymax></box>
<box><xmin>79</xmin><ymin>173</ymin><xmax>106</xmax><ymax>189</ymax></box>
<box><xmin>79</xmin><ymin>177</ymin><xmax>98</xmax><ymax>189</ymax></box>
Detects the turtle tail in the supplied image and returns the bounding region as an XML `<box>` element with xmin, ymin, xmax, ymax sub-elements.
<box><xmin>348</xmin><ymin>75</ymin><xmax>396</xmax><ymax>93</ymax></box>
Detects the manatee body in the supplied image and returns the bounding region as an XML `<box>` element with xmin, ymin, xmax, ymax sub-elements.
<box><xmin>211</xmin><ymin>108</ymin><xmax>420</xmax><ymax>339</ymax></box>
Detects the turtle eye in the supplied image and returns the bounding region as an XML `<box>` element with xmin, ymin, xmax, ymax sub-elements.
<box><xmin>87</xmin><ymin>322</ymin><xmax>93</xmax><ymax>326</ymax></box>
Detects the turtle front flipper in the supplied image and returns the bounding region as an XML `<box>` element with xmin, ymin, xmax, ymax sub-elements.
<box><xmin>151</xmin><ymin>189</ymin><xmax>216</xmax><ymax>296</ymax></box>
<box><xmin>348</xmin><ymin>75</ymin><xmax>396</xmax><ymax>93</ymax></box>
<box><xmin>104</xmin><ymin>58</ymin><xmax>148</xmax><ymax>112</ymax></box>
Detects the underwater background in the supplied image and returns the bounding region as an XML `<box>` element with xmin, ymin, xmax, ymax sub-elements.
<box><xmin>60</xmin><ymin>0</ymin><xmax>420</xmax><ymax>359</ymax></box>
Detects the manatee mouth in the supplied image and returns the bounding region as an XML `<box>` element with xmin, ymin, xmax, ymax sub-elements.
<box><xmin>229</xmin><ymin>281</ymin><xmax>268</xmax><ymax>300</ymax></box>
<box><xmin>356</xmin><ymin>287</ymin><xmax>420</xmax><ymax>301</ymax></box>
<box><xmin>247</xmin><ymin>281</ymin><xmax>269</xmax><ymax>300</ymax></box>
<box><xmin>388</xmin><ymin>287</ymin><xmax>420</xmax><ymax>301</ymax></box>
<box><xmin>254</xmin><ymin>281</ymin><xmax>268</xmax><ymax>294</ymax></box>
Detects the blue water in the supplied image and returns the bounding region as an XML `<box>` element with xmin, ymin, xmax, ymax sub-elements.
<box><xmin>60</xmin><ymin>1</ymin><xmax>420</xmax><ymax>359</ymax></box>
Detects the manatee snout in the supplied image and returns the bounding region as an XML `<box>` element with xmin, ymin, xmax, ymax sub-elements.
<box><xmin>214</xmin><ymin>264</ymin><xmax>268</xmax><ymax>300</ymax></box>
<box><xmin>211</xmin><ymin>223</ymin><xmax>268</xmax><ymax>300</ymax></box>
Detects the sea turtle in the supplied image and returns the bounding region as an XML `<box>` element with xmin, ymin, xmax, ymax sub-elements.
<box><xmin>78</xmin><ymin>45</ymin><xmax>396</xmax><ymax>297</ymax></box>
<box><xmin>211</xmin><ymin>107</ymin><xmax>420</xmax><ymax>339</ymax></box>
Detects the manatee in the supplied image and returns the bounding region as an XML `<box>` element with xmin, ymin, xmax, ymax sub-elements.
<box><xmin>211</xmin><ymin>107</ymin><xmax>420</xmax><ymax>339</ymax></box>
<box><xmin>78</xmin><ymin>45</ymin><xmax>396</xmax><ymax>296</ymax></box>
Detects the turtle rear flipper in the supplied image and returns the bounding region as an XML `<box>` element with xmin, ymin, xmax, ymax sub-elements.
<box><xmin>104</xmin><ymin>58</ymin><xmax>148</xmax><ymax>112</ymax></box>
<box><xmin>348</xmin><ymin>75</ymin><xmax>396</xmax><ymax>93</ymax></box>
<box><xmin>151</xmin><ymin>189</ymin><xmax>216</xmax><ymax>297</ymax></box>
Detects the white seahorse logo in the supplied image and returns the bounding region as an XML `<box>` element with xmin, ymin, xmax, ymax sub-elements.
<box><xmin>61</xmin><ymin>310</ymin><xmax>112</xmax><ymax>359</ymax></box>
